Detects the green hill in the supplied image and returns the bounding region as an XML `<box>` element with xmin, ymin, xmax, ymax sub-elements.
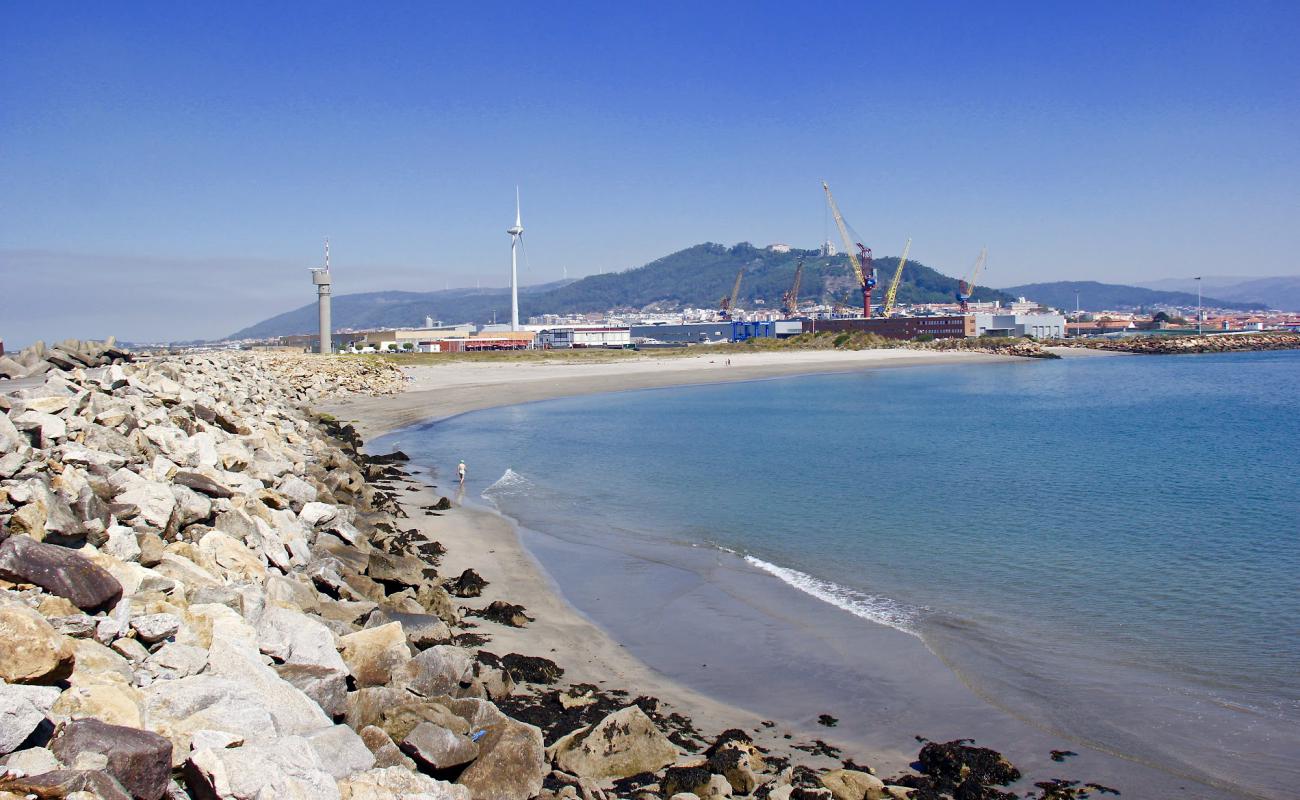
<box><xmin>1002</xmin><ymin>281</ymin><xmax>1265</xmax><ymax>312</ymax></box>
<box><xmin>229</xmin><ymin>242</ymin><xmax>1014</xmax><ymax>339</ymax></box>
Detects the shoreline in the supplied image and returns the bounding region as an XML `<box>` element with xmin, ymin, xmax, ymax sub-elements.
<box><xmin>333</xmin><ymin>349</ymin><xmax>1251</xmax><ymax>799</ymax></box>
<box><xmin>320</xmin><ymin>349</ymin><xmax>1027</xmax><ymax>441</ymax></box>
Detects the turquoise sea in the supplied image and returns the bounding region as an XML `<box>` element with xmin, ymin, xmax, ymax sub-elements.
<box><xmin>378</xmin><ymin>350</ymin><xmax>1300</xmax><ymax>798</ymax></box>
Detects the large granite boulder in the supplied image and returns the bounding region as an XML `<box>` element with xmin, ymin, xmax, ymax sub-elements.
<box><xmin>339</xmin><ymin>621</ymin><xmax>412</xmax><ymax>688</ymax></box>
<box><xmin>0</xmin><ymin>603</ymin><xmax>76</xmax><ymax>684</ymax></box>
<box><xmin>456</xmin><ymin>716</ymin><xmax>546</xmax><ymax>800</ymax></box>
<box><xmin>338</xmin><ymin>766</ymin><xmax>471</xmax><ymax>800</ymax></box>
<box><xmin>401</xmin><ymin>721</ymin><xmax>480</xmax><ymax>771</ymax></box>
<box><xmin>48</xmin><ymin>718</ymin><xmax>173</xmax><ymax>800</ymax></box>
<box><xmin>819</xmin><ymin>769</ymin><xmax>888</xmax><ymax>800</ymax></box>
<box><xmin>0</xmin><ymin>535</ymin><xmax>123</xmax><ymax>611</ymax></box>
<box><xmin>548</xmin><ymin>705</ymin><xmax>678</xmax><ymax>781</ymax></box>
<box><xmin>302</xmin><ymin>724</ymin><xmax>377</xmax><ymax>780</ymax></box>
<box><xmin>185</xmin><ymin>736</ymin><xmax>341</xmax><ymax>800</ymax></box>
<box><xmin>0</xmin><ymin>683</ymin><xmax>60</xmax><ymax>755</ymax></box>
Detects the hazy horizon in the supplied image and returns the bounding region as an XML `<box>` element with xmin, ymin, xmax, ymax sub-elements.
<box><xmin>3</xmin><ymin>3</ymin><xmax>1298</xmax><ymax>344</ymax></box>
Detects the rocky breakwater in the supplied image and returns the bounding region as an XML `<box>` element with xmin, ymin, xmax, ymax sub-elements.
<box><xmin>1057</xmin><ymin>331</ymin><xmax>1300</xmax><ymax>355</ymax></box>
<box><xmin>0</xmin><ymin>344</ymin><xmax>1110</xmax><ymax>800</ymax></box>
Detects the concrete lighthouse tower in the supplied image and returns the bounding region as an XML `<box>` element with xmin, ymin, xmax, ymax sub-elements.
<box><xmin>310</xmin><ymin>239</ymin><xmax>332</xmax><ymax>354</ymax></box>
<box><xmin>507</xmin><ymin>188</ymin><xmax>523</xmax><ymax>331</ymax></box>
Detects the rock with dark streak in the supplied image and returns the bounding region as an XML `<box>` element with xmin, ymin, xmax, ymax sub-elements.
<box><xmin>0</xmin><ymin>534</ymin><xmax>123</xmax><ymax>611</ymax></box>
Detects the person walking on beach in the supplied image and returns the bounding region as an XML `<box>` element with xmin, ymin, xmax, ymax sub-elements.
<box><xmin>457</xmin><ymin>460</ymin><xmax>466</xmax><ymax>486</ymax></box>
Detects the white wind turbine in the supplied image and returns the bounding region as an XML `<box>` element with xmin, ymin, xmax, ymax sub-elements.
<box><xmin>507</xmin><ymin>187</ymin><xmax>524</xmax><ymax>331</ymax></box>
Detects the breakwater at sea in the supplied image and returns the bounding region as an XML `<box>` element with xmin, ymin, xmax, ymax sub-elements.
<box><xmin>0</xmin><ymin>344</ymin><xmax>1128</xmax><ymax>800</ymax></box>
<box><xmin>1055</xmin><ymin>331</ymin><xmax>1300</xmax><ymax>354</ymax></box>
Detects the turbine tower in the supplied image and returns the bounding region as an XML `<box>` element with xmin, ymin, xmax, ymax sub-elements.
<box><xmin>310</xmin><ymin>238</ymin><xmax>332</xmax><ymax>354</ymax></box>
<box><xmin>507</xmin><ymin>188</ymin><xmax>523</xmax><ymax>331</ymax></box>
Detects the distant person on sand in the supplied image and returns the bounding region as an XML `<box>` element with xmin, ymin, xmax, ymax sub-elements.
<box><xmin>457</xmin><ymin>460</ymin><xmax>466</xmax><ymax>485</ymax></box>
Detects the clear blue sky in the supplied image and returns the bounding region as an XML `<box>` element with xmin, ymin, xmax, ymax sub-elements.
<box><xmin>2</xmin><ymin>1</ymin><xmax>1298</xmax><ymax>343</ymax></box>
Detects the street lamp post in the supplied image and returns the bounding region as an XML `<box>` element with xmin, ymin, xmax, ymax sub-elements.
<box><xmin>1196</xmin><ymin>276</ymin><xmax>1202</xmax><ymax>335</ymax></box>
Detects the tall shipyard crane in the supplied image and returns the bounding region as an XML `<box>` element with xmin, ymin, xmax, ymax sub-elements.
<box><xmin>956</xmin><ymin>247</ymin><xmax>989</xmax><ymax>312</ymax></box>
<box><xmin>782</xmin><ymin>258</ymin><xmax>804</xmax><ymax>317</ymax></box>
<box><xmin>882</xmin><ymin>237</ymin><xmax>912</xmax><ymax>317</ymax></box>
<box><xmin>822</xmin><ymin>181</ymin><xmax>876</xmax><ymax>317</ymax></box>
<box><xmin>719</xmin><ymin>268</ymin><xmax>744</xmax><ymax>320</ymax></box>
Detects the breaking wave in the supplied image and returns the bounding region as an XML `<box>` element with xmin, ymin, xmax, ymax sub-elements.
<box><xmin>744</xmin><ymin>555</ymin><xmax>925</xmax><ymax>637</ymax></box>
<box><xmin>480</xmin><ymin>468</ymin><xmax>533</xmax><ymax>507</ymax></box>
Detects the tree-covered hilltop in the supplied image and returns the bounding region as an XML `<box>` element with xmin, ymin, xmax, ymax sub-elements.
<box><xmin>1000</xmin><ymin>281</ymin><xmax>1265</xmax><ymax>312</ymax></box>
<box><xmin>229</xmin><ymin>242</ymin><xmax>1015</xmax><ymax>339</ymax></box>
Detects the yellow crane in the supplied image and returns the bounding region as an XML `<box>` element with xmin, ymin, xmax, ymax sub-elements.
<box><xmin>782</xmin><ymin>258</ymin><xmax>804</xmax><ymax>316</ymax></box>
<box><xmin>956</xmin><ymin>247</ymin><xmax>988</xmax><ymax>312</ymax></box>
<box><xmin>882</xmin><ymin>237</ymin><xmax>912</xmax><ymax>317</ymax></box>
<box><xmin>822</xmin><ymin>181</ymin><xmax>876</xmax><ymax>316</ymax></box>
<box><xmin>719</xmin><ymin>267</ymin><xmax>744</xmax><ymax>319</ymax></box>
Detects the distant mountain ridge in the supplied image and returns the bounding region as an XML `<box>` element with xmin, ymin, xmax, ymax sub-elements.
<box><xmin>229</xmin><ymin>243</ymin><xmax>1014</xmax><ymax>339</ymax></box>
<box><xmin>1136</xmin><ymin>276</ymin><xmax>1300</xmax><ymax>311</ymax></box>
<box><xmin>1001</xmin><ymin>281</ymin><xmax>1266</xmax><ymax>312</ymax></box>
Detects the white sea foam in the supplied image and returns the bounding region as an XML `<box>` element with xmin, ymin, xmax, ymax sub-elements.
<box><xmin>744</xmin><ymin>555</ymin><xmax>924</xmax><ymax>637</ymax></box>
<box><xmin>481</xmin><ymin>468</ymin><xmax>532</xmax><ymax>507</ymax></box>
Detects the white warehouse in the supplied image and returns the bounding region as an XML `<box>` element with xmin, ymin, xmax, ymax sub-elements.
<box><xmin>538</xmin><ymin>327</ymin><xmax>631</xmax><ymax>349</ymax></box>
<box><xmin>972</xmin><ymin>312</ymin><xmax>1067</xmax><ymax>339</ymax></box>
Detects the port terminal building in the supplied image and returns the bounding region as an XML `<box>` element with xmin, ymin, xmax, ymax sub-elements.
<box><xmin>631</xmin><ymin>321</ymin><xmax>802</xmax><ymax>345</ymax></box>
<box><xmin>802</xmin><ymin>316</ymin><xmax>975</xmax><ymax>339</ymax></box>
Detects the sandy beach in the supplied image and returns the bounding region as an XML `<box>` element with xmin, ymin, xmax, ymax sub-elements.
<box><xmin>321</xmin><ymin>349</ymin><xmax>1020</xmax><ymax>440</ymax></box>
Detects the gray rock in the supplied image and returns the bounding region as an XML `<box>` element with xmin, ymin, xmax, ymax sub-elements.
<box><xmin>48</xmin><ymin>614</ymin><xmax>100</xmax><ymax>639</ymax></box>
<box><xmin>114</xmin><ymin>482</ymin><xmax>176</xmax><ymax>532</ymax></box>
<box><xmin>185</xmin><ymin>736</ymin><xmax>340</xmax><ymax>800</ymax></box>
<box><xmin>0</xmin><ymin>407</ymin><xmax>24</xmax><ymax>452</ymax></box>
<box><xmin>130</xmin><ymin>613</ymin><xmax>181</xmax><ymax>644</ymax></box>
<box><xmin>13</xmin><ymin>409</ymin><xmax>67</xmax><ymax>446</ymax></box>
<box><xmin>400</xmin><ymin>645</ymin><xmax>475</xmax><ymax>698</ymax></box>
<box><xmin>1</xmin><ymin>745</ymin><xmax>62</xmax><ymax>774</ymax></box>
<box><xmin>276</xmin><ymin>475</ymin><xmax>319</xmax><ymax>510</ymax></box>
<box><xmin>142</xmin><ymin>675</ymin><xmax>277</xmax><ymax>766</ymax></box>
<box><xmin>49</xmin><ymin>717</ymin><xmax>173</xmax><ymax>800</ymax></box>
<box><xmin>200</xmin><ymin>605</ymin><xmax>332</xmax><ymax>736</ymax></box>
<box><xmin>0</xmin><ymin>684</ymin><xmax>60</xmax><ymax>755</ymax></box>
<box><xmin>297</xmin><ymin>501</ymin><xmax>338</xmax><ymax>529</ymax></box>
<box><xmin>357</xmin><ymin>725</ymin><xmax>416</xmax><ymax>770</ymax></box>
<box><xmin>141</xmin><ymin>642</ymin><xmax>208</xmax><ymax>680</ymax></box>
<box><xmin>274</xmin><ymin>662</ymin><xmax>348</xmax><ymax>719</ymax></box>
<box><xmin>170</xmin><ymin>484</ymin><xmax>212</xmax><ymax>527</ymax></box>
<box><xmin>401</xmin><ymin>721</ymin><xmax>480</xmax><ymax>771</ymax></box>
<box><xmin>105</xmin><ymin>526</ymin><xmax>143</xmax><ymax>563</ymax></box>
<box><xmin>366</xmin><ymin>609</ymin><xmax>451</xmax><ymax>651</ymax></box>
<box><xmin>111</xmin><ymin>636</ymin><xmax>151</xmax><ymax>663</ymax></box>
<box><xmin>337</xmin><ymin>767</ymin><xmax>471</xmax><ymax>800</ymax></box>
<box><xmin>172</xmin><ymin>471</ymin><xmax>234</xmax><ymax>499</ymax></box>
<box><xmin>303</xmin><ymin>724</ymin><xmax>376</xmax><ymax>780</ymax></box>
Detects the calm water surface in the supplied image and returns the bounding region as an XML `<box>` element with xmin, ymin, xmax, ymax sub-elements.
<box><xmin>381</xmin><ymin>350</ymin><xmax>1300</xmax><ymax>797</ymax></box>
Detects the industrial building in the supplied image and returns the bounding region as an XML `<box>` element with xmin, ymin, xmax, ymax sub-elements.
<box><xmin>971</xmin><ymin>312</ymin><xmax>1066</xmax><ymax>339</ymax></box>
<box><xmin>538</xmin><ymin>327</ymin><xmax>631</xmax><ymax>349</ymax></box>
<box><xmin>346</xmin><ymin>324</ymin><xmax>475</xmax><ymax>352</ymax></box>
<box><xmin>803</xmin><ymin>316</ymin><xmax>975</xmax><ymax>339</ymax></box>
<box><xmin>423</xmin><ymin>331</ymin><xmax>535</xmax><ymax>352</ymax></box>
<box><xmin>630</xmin><ymin>321</ymin><xmax>802</xmax><ymax>345</ymax></box>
